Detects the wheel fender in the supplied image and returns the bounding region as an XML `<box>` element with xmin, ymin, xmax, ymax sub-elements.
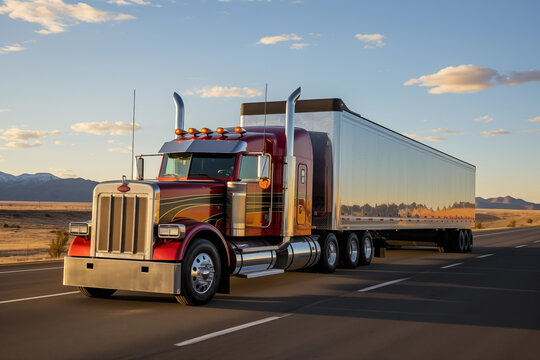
<box><xmin>67</xmin><ymin>236</ymin><xmax>91</xmax><ymax>257</ymax></box>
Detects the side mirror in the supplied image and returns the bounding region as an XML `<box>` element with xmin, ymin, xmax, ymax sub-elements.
<box><xmin>136</xmin><ymin>157</ymin><xmax>144</xmax><ymax>180</ymax></box>
<box><xmin>257</xmin><ymin>154</ymin><xmax>270</xmax><ymax>179</ymax></box>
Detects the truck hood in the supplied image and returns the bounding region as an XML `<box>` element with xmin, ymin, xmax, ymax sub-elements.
<box><xmin>157</xmin><ymin>181</ymin><xmax>226</xmax><ymax>228</ymax></box>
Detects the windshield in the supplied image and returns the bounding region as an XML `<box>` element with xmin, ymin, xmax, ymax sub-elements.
<box><xmin>159</xmin><ymin>153</ymin><xmax>236</xmax><ymax>179</ymax></box>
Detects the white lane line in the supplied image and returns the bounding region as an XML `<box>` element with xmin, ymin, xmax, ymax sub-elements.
<box><xmin>534</xmin><ymin>240</ymin><xmax>540</xmax><ymax>244</ymax></box>
<box><xmin>474</xmin><ymin>228</ymin><xmax>535</xmax><ymax>237</ymax></box>
<box><xmin>357</xmin><ymin>277</ymin><xmax>410</xmax><ymax>293</ymax></box>
<box><xmin>515</xmin><ymin>244</ymin><xmax>527</xmax><ymax>248</ymax></box>
<box><xmin>0</xmin><ymin>291</ymin><xmax>79</xmax><ymax>305</ymax></box>
<box><xmin>175</xmin><ymin>314</ymin><xmax>291</xmax><ymax>347</ymax></box>
<box><xmin>0</xmin><ymin>266</ymin><xmax>63</xmax><ymax>274</ymax></box>
<box><xmin>477</xmin><ymin>253</ymin><xmax>494</xmax><ymax>259</ymax></box>
<box><xmin>441</xmin><ymin>262</ymin><xmax>463</xmax><ymax>269</ymax></box>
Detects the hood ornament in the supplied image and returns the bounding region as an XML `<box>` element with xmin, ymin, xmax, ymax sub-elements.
<box><xmin>118</xmin><ymin>175</ymin><xmax>130</xmax><ymax>192</ymax></box>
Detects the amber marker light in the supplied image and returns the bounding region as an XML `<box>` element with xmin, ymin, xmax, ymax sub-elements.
<box><xmin>175</xmin><ymin>128</ymin><xmax>187</xmax><ymax>136</ymax></box>
<box><xmin>235</xmin><ymin>126</ymin><xmax>246</xmax><ymax>135</ymax></box>
<box><xmin>201</xmin><ymin>127</ymin><xmax>213</xmax><ymax>135</ymax></box>
<box><xmin>216</xmin><ymin>127</ymin><xmax>229</xmax><ymax>135</ymax></box>
<box><xmin>188</xmin><ymin>128</ymin><xmax>201</xmax><ymax>136</ymax></box>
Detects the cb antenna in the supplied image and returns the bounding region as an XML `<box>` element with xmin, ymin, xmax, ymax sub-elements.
<box><xmin>130</xmin><ymin>89</ymin><xmax>136</xmax><ymax>180</ymax></box>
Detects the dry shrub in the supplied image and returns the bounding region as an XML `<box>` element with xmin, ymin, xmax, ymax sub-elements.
<box><xmin>507</xmin><ymin>219</ymin><xmax>517</xmax><ymax>228</ymax></box>
<box><xmin>527</xmin><ymin>218</ymin><xmax>533</xmax><ymax>224</ymax></box>
<box><xmin>49</xmin><ymin>229</ymin><xmax>69</xmax><ymax>258</ymax></box>
<box><xmin>474</xmin><ymin>222</ymin><xmax>483</xmax><ymax>229</ymax></box>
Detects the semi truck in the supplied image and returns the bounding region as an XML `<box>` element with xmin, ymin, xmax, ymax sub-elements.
<box><xmin>64</xmin><ymin>88</ymin><xmax>475</xmax><ymax>305</ymax></box>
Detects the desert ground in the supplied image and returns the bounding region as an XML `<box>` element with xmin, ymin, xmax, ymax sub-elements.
<box><xmin>1</xmin><ymin>202</ymin><xmax>539</xmax><ymax>264</ymax></box>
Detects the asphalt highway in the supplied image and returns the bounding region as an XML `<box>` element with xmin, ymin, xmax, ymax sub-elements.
<box><xmin>1</xmin><ymin>227</ymin><xmax>539</xmax><ymax>360</ymax></box>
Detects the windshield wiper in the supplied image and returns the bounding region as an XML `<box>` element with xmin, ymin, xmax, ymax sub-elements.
<box><xmin>190</xmin><ymin>173</ymin><xmax>210</xmax><ymax>178</ymax></box>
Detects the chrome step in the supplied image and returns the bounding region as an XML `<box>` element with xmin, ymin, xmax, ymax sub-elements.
<box><xmin>236</xmin><ymin>269</ymin><xmax>284</xmax><ymax>278</ymax></box>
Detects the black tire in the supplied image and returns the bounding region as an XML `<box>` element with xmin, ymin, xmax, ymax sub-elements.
<box><xmin>340</xmin><ymin>232</ymin><xmax>360</xmax><ymax>268</ymax></box>
<box><xmin>317</xmin><ymin>232</ymin><xmax>339</xmax><ymax>273</ymax></box>
<box><xmin>466</xmin><ymin>229</ymin><xmax>473</xmax><ymax>252</ymax></box>
<box><xmin>457</xmin><ymin>230</ymin><xmax>467</xmax><ymax>253</ymax></box>
<box><xmin>359</xmin><ymin>232</ymin><xmax>374</xmax><ymax>265</ymax></box>
<box><xmin>78</xmin><ymin>287</ymin><xmax>116</xmax><ymax>298</ymax></box>
<box><xmin>176</xmin><ymin>239</ymin><xmax>221</xmax><ymax>306</ymax></box>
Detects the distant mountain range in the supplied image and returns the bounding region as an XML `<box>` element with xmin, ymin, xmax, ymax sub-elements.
<box><xmin>475</xmin><ymin>196</ymin><xmax>540</xmax><ymax>210</ymax></box>
<box><xmin>0</xmin><ymin>172</ymin><xmax>98</xmax><ymax>202</ymax></box>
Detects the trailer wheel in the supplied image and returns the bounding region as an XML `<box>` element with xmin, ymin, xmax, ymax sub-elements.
<box><xmin>458</xmin><ymin>230</ymin><xmax>468</xmax><ymax>253</ymax></box>
<box><xmin>176</xmin><ymin>239</ymin><xmax>221</xmax><ymax>306</ymax></box>
<box><xmin>340</xmin><ymin>233</ymin><xmax>360</xmax><ymax>268</ymax></box>
<box><xmin>359</xmin><ymin>232</ymin><xmax>374</xmax><ymax>265</ymax></box>
<box><xmin>318</xmin><ymin>232</ymin><xmax>339</xmax><ymax>273</ymax></box>
<box><xmin>466</xmin><ymin>230</ymin><xmax>473</xmax><ymax>252</ymax></box>
<box><xmin>78</xmin><ymin>287</ymin><xmax>116</xmax><ymax>298</ymax></box>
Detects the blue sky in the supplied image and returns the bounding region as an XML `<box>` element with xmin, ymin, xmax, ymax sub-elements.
<box><xmin>1</xmin><ymin>0</ymin><xmax>539</xmax><ymax>202</ymax></box>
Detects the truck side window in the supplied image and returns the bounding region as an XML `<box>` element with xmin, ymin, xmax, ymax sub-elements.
<box><xmin>238</xmin><ymin>155</ymin><xmax>258</xmax><ymax>180</ymax></box>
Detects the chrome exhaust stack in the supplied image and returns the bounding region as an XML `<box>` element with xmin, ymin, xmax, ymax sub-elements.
<box><xmin>280</xmin><ymin>87</ymin><xmax>301</xmax><ymax>250</ymax></box>
<box><xmin>173</xmin><ymin>92</ymin><xmax>184</xmax><ymax>139</ymax></box>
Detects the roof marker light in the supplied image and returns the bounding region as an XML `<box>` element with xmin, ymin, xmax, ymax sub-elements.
<box><xmin>201</xmin><ymin>127</ymin><xmax>213</xmax><ymax>135</ymax></box>
<box><xmin>216</xmin><ymin>127</ymin><xmax>229</xmax><ymax>135</ymax></box>
<box><xmin>235</xmin><ymin>126</ymin><xmax>246</xmax><ymax>135</ymax></box>
<box><xmin>175</xmin><ymin>128</ymin><xmax>187</xmax><ymax>137</ymax></box>
<box><xmin>188</xmin><ymin>128</ymin><xmax>201</xmax><ymax>136</ymax></box>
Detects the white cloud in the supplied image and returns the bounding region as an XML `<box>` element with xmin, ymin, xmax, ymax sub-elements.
<box><xmin>473</xmin><ymin>115</ymin><xmax>493</xmax><ymax>123</ymax></box>
<box><xmin>108</xmin><ymin>146</ymin><xmax>132</xmax><ymax>153</ymax></box>
<box><xmin>50</xmin><ymin>167</ymin><xmax>77</xmax><ymax>178</ymax></box>
<box><xmin>522</xmin><ymin>129</ymin><xmax>540</xmax><ymax>133</ymax></box>
<box><xmin>257</xmin><ymin>33</ymin><xmax>302</xmax><ymax>45</ymax></box>
<box><xmin>0</xmin><ymin>43</ymin><xmax>26</xmax><ymax>54</ymax></box>
<box><xmin>290</xmin><ymin>43</ymin><xmax>309</xmax><ymax>50</ymax></box>
<box><xmin>430</xmin><ymin>128</ymin><xmax>464</xmax><ymax>135</ymax></box>
<box><xmin>218</xmin><ymin>0</ymin><xmax>231</xmax><ymax>2</ymax></box>
<box><xmin>54</xmin><ymin>140</ymin><xmax>61</xmax><ymax>145</ymax></box>
<box><xmin>188</xmin><ymin>86</ymin><xmax>263</xmax><ymax>98</ymax></box>
<box><xmin>0</xmin><ymin>155</ymin><xmax>4</xmax><ymax>162</ymax></box>
<box><xmin>404</xmin><ymin>65</ymin><xmax>540</xmax><ymax>94</ymax></box>
<box><xmin>107</xmin><ymin>139</ymin><xmax>115</xmax><ymax>143</ymax></box>
<box><xmin>0</xmin><ymin>0</ymin><xmax>135</xmax><ymax>35</ymax></box>
<box><xmin>108</xmin><ymin>0</ymin><xmax>160</xmax><ymax>7</ymax></box>
<box><xmin>0</xmin><ymin>127</ymin><xmax>60</xmax><ymax>141</ymax></box>
<box><xmin>3</xmin><ymin>140</ymin><xmax>42</xmax><ymax>148</ymax></box>
<box><xmin>354</xmin><ymin>33</ymin><xmax>386</xmax><ymax>48</ymax></box>
<box><xmin>480</xmin><ymin>129</ymin><xmax>510</xmax><ymax>137</ymax></box>
<box><xmin>71</xmin><ymin>121</ymin><xmax>141</xmax><ymax>135</ymax></box>
<box><xmin>0</xmin><ymin>108</ymin><xmax>9</xmax><ymax>112</ymax></box>
<box><xmin>528</xmin><ymin>116</ymin><xmax>540</xmax><ymax>123</ymax></box>
<box><xmin>403</xmin><ymin>133</ymin><xmax>446</xmax><ymax>142</ymax></box>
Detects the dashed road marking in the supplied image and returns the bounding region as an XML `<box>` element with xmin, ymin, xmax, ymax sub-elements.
<box><xmin>357</xmin><ymin>277</ymin><xmax>410</xmax><ymax>292</ymax></box>
<box><xmin>477</xmin><ymin>254</ymin><xmax>494</xmax><ymax>259</ymax></box>
<box><xmin>0</xmin><ymin>291</ymin><xmax>79</xmax><ymax>305</ymax></box>
<box><xmin>175</xmin><ymin>314</ymin><xmax>291</xmax><ymax>347</ymax></box>
<box><xmin>515</xmin><ymin>245</ymin><xmax>527</xmax><ymax>249</ymax></box>
<box><xmin>441</xmin><ymin>262</ymin><xmax>463</xmax><ymax>269</ymax></box>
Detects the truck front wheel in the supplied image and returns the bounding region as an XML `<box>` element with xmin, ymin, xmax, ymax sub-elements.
<box><xmin>78</xmin><ymin>287</ymin><xmax>116</xmax><ymax>298</ymax></box>
<box><xmin>176</xmin><ymin>239</ymin><xmax>221</xmax><ymax>306</ymax></box>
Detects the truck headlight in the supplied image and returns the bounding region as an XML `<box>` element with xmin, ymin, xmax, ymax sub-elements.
<box><xmin>158</xmin><ymin>224</ymin><xmax>186</xmax><ymax>239</ymax></box>
<box><xmin>69</xmin><ymin>222</ymin><xmax>91</xmax><ymax>236</ymax></box>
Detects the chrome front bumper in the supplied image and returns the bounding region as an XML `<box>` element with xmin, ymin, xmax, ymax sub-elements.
<box><xmin>63</xmin><ymin>256</ymin><xmax>182</xmax><ymax>294</ymax></box>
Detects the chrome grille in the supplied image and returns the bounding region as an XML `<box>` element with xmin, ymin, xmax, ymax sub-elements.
<box><xmin>96</xmin><ymin>194</ymin><xmax>150</xmax><ymax>257</ymax></box>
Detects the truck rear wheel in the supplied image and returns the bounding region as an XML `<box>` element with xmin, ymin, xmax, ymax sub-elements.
<box><xmin>78</xmin><ymin>287</ymin><xmax>116</xmax><ymax>298</ymax></box>
<box><xmin>466</xmin><ymin>230</ymin><xmax>473</xmax><ymax>252</ymax></box>
<box><xmin>458</xmin><ymin>230</ymin><xmax>468</xmax><ymax>253</ymax></box>
<box><xmin>359</xmin><ymin>232</ymin><xmax>373</xmax><ymax>265</ymax></box>
<box><xmin>340</xmin><ymin>233</ymin><xmax>360</xmax><ymax>268</ymax></box>
<box><xmin>318</xmin><ymin>232</ymin><xmax>339</xmax><ymax>273</ymax></box>
<box><xmin>176</xmin><ymin>239</ymin><xmax>221</xmax><ymax>306</ymax></box>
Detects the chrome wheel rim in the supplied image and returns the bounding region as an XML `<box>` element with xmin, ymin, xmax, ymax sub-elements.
<box><xmin>327</xmin><ymin>241</ymin><xmax>337</xmax><ymax>266</ymax></box>
<box><xmin>363</xmin><ymin>237</ymin><xmax>372</xmax><ymax>260</ymax></box>
<box><xmin>190</xmin><ymin>252</ymin><xmax>215</xmax><ymax>295</ymax></box>
<box><xmin>349</xmin><ymin>238</ymin><xmax>359</xmax><ymax>263</ymax></box>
